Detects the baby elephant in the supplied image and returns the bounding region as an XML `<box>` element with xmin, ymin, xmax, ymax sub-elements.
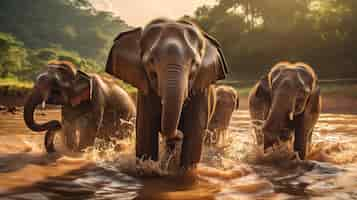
<box><xmin>24</xmin><ymin>61</ymin><xmax>136</xmax><ymax>153</ymax></box>
<box><xmin>206</xmin><ymin>85</ymin><xmax>239</xmax><ymax>146</ymax></box>
<box><xmin>249</xmin><ymin>62</ymin><xmax>321</xmax><ymax>159</ymax></box>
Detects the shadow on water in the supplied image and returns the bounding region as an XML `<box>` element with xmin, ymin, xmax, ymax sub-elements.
<box><xmin>0</xmin><ymin>164</ymin><xmax>96</xmax><ymax>199</ymax></box>
<box><xmin>0</xmin><ymin>152</ymin><xmax>61</xmax><ymax>173</ymax></box>
<box><xmin>0</xmin><ymin>161</ymin><xmax>218</xmax><ymax>200</ymax></box>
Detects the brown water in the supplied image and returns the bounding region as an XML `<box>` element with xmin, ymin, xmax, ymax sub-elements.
<box><xmin>0</xmin><ymin>109</ymin><xmax>357</xmax><ymax>200</ymax></box>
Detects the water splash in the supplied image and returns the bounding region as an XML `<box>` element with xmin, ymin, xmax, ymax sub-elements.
<box><xmin>2</xmin><ymin>110</ymin><xmax>357</xmax><ymax>199</ymax></box>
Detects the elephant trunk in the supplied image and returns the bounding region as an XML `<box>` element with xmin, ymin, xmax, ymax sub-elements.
<box><xmin>24</xmin><ymin>85</ymin><xmax>61</xmax><ymax>132</ymax></box>
<box><xmin>161</xmin><ymin>65</ymin><xmax>187</xmax><ymax>139</ymax></box>
<box><xmin>263</xmin><ymin>91</ymin><xmax>295</xmax><ymax>146</ymax></box>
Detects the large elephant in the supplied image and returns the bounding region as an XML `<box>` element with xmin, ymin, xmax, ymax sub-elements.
<box><xmin>248</xmin><ymin>62</ymin><xmax>321</xmax><ymax>159</ymax></box>
<box><xmin>105</xmin><ymin>18</ymin><xmax>228</xmax><ymax>169</ymax></box>
<box><xmin>206</xmin><ymin>85</ymin><xmax>239</xmax><ymax>146</ymax></box>
<box><xmin>24</xmin><ymin>61</ymin><xmax>136</xmax><ymax>153</ymax></box>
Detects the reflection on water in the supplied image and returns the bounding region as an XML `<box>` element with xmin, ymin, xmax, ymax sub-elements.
<box><xmin>0</xmin><ymin>109</ymin><xmax>357</xmax><ymax>199</ymax></box>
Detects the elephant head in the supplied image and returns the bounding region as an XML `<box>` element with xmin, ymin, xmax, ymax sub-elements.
<box><xmin>24</xmin><ymin>61</ymin><xmax>92</xmax><ymax>133</ymax></box>
<box><xmin>106</xmin><ymin>18</ymin><xmax>228</xmax><ymax>142</ymax></box>
<box><xmin>258</xmin><ymin>62</ymin><xmax>318</xmax><ymax>148</ymax></box>
<box><xmin>209</xmin><ymin>86</ymin><xmax>239</xmax><ymax>129</ymax></box>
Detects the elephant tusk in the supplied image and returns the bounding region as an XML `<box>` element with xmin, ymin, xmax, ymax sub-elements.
<box><xmin>289</xmin><ymin>95</ymin><xmax>296</xmax><ymax>121</ymax></box>
<box><xmin>41</xmin><ymin>92</ymin><xmax>49</xmax><ymax>109</ymax></box>
<box><xmin>289</xmin><ymin>112</ymin><xmax>294</xmax><ymax>121</ymax></box>
<box><xmin>42</xmin><ymin>100</ymin><xmax>46</xmax><ymax>109</ymax></box>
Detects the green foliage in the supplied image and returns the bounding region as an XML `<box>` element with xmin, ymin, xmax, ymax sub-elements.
<box><xmin>0</xmin><ymin>0</ymin><xmax>129</xmax><ymax>66</ymax></box>
<box><xmin>0</xmin><ymin>77</ymin><xmax>32</xmax><ymax>88</ymax></box>
<box><xmin>0</xmin><ymin>0</ymin><xmax>131</xmax><ymax>82</ymax></box>
<box><xmin>193</xmin><ymin>0</ymin><xmax>357</xmax><ymax>80</ymax></box>
<box><xmin>0</xmin><ymin>32</ymin><xmax>105</xmax><ymax>81</ymax></box>
<box><xmin>0</xmin><ymin>33</ymin><xmax>28</xmax><ymax>78</ymax></box>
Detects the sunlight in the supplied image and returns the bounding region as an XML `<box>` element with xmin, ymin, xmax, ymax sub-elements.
<box><xmin>90</xmin><ymin>0</ymin><xmax>217</xmax><ymax>26</ymax></box>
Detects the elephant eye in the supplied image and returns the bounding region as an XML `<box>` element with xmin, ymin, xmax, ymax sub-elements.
<box><xmin>149</xmin><ymin>71</ymin><xmax>158</xmax><ymax>89</ymax></box>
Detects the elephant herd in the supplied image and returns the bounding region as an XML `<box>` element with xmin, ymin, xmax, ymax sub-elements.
<box><xmin>23</xmin><ymin>18</ymin><xmax>321</xmax><ymax>171</ymax></box>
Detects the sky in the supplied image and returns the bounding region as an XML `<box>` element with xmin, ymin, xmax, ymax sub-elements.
<box><xmin>90</xmin><ymin>0</ymin><xmax>216</xmax><ymax>26</ymax></box>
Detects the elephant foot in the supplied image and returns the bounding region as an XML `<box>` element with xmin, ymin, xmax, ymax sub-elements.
<box><xmin>161</xmin><ymin>130</ymin><xmax>183</xmax><ymax>172</ymax></box>
<box><xmin>118</xmin><ymin>118</ymin><xmax>135</xmax><ymax>138</ymax></box>
<box><xmin>204</xmin><ymin>129</ymin><xmax>217</xmax><ymax>146</ymax></box>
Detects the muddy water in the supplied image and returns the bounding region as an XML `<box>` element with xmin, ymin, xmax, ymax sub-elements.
<box><xmin>0</xmin><ymin>109</ymin><xmax>357</xmax><ymax>200</ymax></box>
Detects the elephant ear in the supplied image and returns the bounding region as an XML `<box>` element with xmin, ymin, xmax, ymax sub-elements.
<box><xmin>306</xmin><ymin>86</ymin><xmax>321</xmax><ymax>114</ymax></box>
<box><xmin>105</xmin><ymin>28</ymin><xmax>149</xmax><ymax>94</ymax></box>
<box><xmin>249</xmin><ymin>74</ymin><xmax>271</xmax><ymax>120</ymax></box>
<box><xmin>70</xmin><ymin>70</ymin><xmax>93</xmax><ymax>106</ymax></box>
<box><xmin>235</xmin><ymin>93</ymin><xmax>240</xmax><ymax>110</ymax></box>
<box><xmin>193</xmin><ymin>33</ymin><xmax>229</xmax><ymax>91</ymax></box>
<box><xmin>256</xmin><ymin>74</ymin><xmax>271</xmax><ymax>98</ymax></box>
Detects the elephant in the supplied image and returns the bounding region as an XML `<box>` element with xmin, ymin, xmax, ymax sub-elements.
<box><xmin>248</xmin><ymin>62</ymin><xmax>321</xmax><ymax>159</ymax></box>
<box><xmin>23</xmin><ymin>61</ymin><xmax>136</xmax><ymax>153</ymax></box>
<box><xmin>205</xmin><ymin>85</ymin><xmax>239</xmax><ymax>146</ymax></box>
<box><xmin>105</xmin><ymin>18</ymin><xmax>228</xmax><ymax>169</ymax></box>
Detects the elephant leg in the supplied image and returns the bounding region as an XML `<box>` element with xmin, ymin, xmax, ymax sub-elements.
<box><xmin>204</xmin><ymin>129</ymin><xmax>213</xmax><ymax>145</ymax></box>
<box><xmin>248</xmin><ymin>83</ymin><xmax>271</xmax><ymax>147</ymax></box>
<box><xmin>97</xmin><ymin>112</ymin><xmax>115</xmax><ymax>142</ymax></box>
<box><xmin>61</xmin><ymin>107</ymin><xmax>79</xmax><ymax>151</ymax></box>
<box><xmin>212</xmin><ymin>130</ymin><xmax>219</xmax><ymax>145</ymax></box>
<box><xmin>136</xmin><ymin>91</ymin><xmax>161</xmax><ymax>161</ymax></box>
<box><xmin>179</xmin><ymin>88</ymin><xmax>210</xmax><ymax>169</ymax></box>
<box><xmin>78</xmin><ymin>117</ymin><xmax>97</xmax><ymax>151</ymax></box>
<box><xmin>61</xmin><ymin>120</ymin><xmax>78</xmax><ymax>151</ymax></box>
<box><xmin>78</xmin><ymin>128</ymin><xmax>96</xmax><ymax>151</ymax></box>
<box><xmin>220</xmin><ymin>129</ymin><xmax>227</xmax><ymax>146</ymax></box>
<box><xmin>294</xmin><ymin>113</ymin><xmax>319</xmax><ymax>160</ymax></box>
<box><xmin>294</xmin><ymin>126</ymin><xmax>313</xmax><ymax>159</ymax></box>
<box><xmin>294</xmin><ymin>90</ymin><xmax>321</xmax><ymax>160</ymax></box>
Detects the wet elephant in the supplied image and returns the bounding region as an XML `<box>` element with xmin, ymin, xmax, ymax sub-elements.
<box><xmin>206</xmin><ymin>85</ymin><xmax>239</xmax><ymax>146</ymax></box>
<box><xmin>105</xmin><ymin>18</ymin><xmax>228</xmax><ymax>169</ymax></box>
<box><xmin>23</xmin><ymin>61</ymin><xmax>136</xmax><ymax>153</ymax></box>
<box><xmin>248</xmin><ymin>62</ymin><xmax>321</xmax><ymax>159</ymax></box>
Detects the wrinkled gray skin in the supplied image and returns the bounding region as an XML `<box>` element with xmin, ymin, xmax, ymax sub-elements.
<box><xmin>106</xmin><ymin>18</ymin><xmax>228</xmax><ymax>169</ymax></box>
<box><xmin>249</xmin><ymin>62</ymin><xmax>321</xmax><ymax>159</ymax></box>
<box><xmin>24</xmin><ymin>63</ymin><xmax>136</xmax><ymax>153</ymax></box>
<box><xmin>206</xmin><ymin>85</ymin><xmax>239</xmax><ymax>145</ymax></box>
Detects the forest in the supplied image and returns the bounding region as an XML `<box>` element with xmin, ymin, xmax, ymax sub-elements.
<box><xmin>0</xmin><ymin>0</ymin><xmax>356</xmax><ymax>81</ymax></box>
<box><xmin>0</xmin><ymin>0</ymin><xmax>129</xmax><ymax>80</ymax></box>
<box><xmin>191</xmin><ymin>0</ymin><xmax>357</xmax><ymax>80</ymax></box>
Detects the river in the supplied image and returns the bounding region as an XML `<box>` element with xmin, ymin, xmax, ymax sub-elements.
<box><xmin>0</xmin><ymin>109</ymin><xmax>357</xmax><ymax>199</ymax></box>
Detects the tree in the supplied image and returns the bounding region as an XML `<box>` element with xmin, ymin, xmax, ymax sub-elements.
<box><xmin>193</xmin><ymin>0</ymin><xmax>357</xmax><ymax>80</ymax></box>
<box><xmin>0</xmin><ymin>33</ymin><xmax>27</xmax><ymax>78</ymax></box>
<box><xmin>0</xmin><ymin>0</ymin><xmax>130</xmax><ymax>65</ymax></box>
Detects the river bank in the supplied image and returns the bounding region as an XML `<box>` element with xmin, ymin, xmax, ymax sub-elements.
<box><xmin>1</xmin><ymin>83</ymin><xmax>356</xmax><ymax>115</ymax></box>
